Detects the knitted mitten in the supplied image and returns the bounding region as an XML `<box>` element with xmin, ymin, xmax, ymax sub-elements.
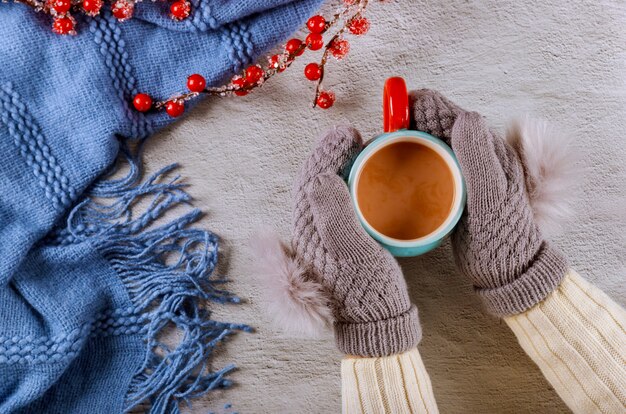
<box><xmin>411</xmin><ymin>90</ymin><xmax>568</xmax><ymax>316</ymax></box>
<box><xmin>292</xmin><ymin>127</ymin><xmax>420</xmax><ymax>357</ymax></box>
<box><xmin>410</xmin><ymin>88</ymin><xmax>464</xmax><ymax>141</ymax></box>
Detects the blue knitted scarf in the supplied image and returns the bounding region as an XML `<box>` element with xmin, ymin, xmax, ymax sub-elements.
<box><xmin>0</xmin><ymin>1</ymin><xmax>322</xmax><ymax>412</ymax></box>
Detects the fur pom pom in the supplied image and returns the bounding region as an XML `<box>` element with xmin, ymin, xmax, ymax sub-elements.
<box><xmin>507</xmin><ymin>117</ymin><xmax>580</xmax><ymax>238</ymax></box>
<box><xmin>249</xmin><ymin>229</ymin><xmax>333</xmax><ymax>338</ymax></box>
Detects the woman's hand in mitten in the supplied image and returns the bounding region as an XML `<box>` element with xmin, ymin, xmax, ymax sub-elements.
<box><xmin>305</xmin><ymin>173</ymin><xmax>421</xmax><ymax>357</ymax></box>
<box><xmin>291</xmin><ymin>127</ymin><xmax>420</xmax><ymax>357</ymax></box>
<box><xmin>411</xmin><ymin>91</ymin><xmax>568</xmax><ymax>316</ymax></box>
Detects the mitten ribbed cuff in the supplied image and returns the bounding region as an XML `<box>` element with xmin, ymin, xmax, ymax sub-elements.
<box><xmin>476</xmin><ymin>243</ymin><xmax>568</xmax><ymax>317</ymax></box>
<box><xmin>335</xmin><ymin>306</ymin><xmax>421</xmax><ymax>357</ymax></box>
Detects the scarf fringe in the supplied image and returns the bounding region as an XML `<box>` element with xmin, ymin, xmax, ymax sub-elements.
<box><xmin>50</xmin><ymin>141</ymin><xmax>251</xmax><ymax>413</ymax></box>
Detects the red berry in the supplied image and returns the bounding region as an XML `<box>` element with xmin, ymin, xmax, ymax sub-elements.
<box><xmin>306</xmin><ymin>15</ymin><xmax>326</xmax><ymax>34</ymax></box>
<box><xmin>268</xmin><ymin>55</ymin><xmax>280</xmax><ymax>71</ymax></box>
<box><xmin>170</xmin><ymin>0</ymin><xmax>191</xmax><ymax>21</ymax></box>
<box><xmin>165</xmin><ymin>100</ymin><xmax>185</xmax><ymax>117</ymax></box>
<box><xmin>132</xmin><ymin>93</ymin><xmax>152</xmax><ymax>112</ymax></box>
<box><xmin>329</xmin><ymin>38</ymin><xmax>350</xmax><ymax>59</ymax></box>
<box><xmin>316</xmin><ymin>91</ymin><xmax>335</xmax><ymax>109</ymax></box>
<box><xmin>231</xmin><ymin>76</ymin><xmax>248</xmax><ymax>96</ymax></box>
<box><xmin>82</xmin><ymin>0</ymin><xmax>102</xmax><ymax>15</ymax></box>
<box><xmin>244</xmin><ymin>65</ymin><xmax>264</xmax><ymax>85</ymax></box>
<box><xmin>285</xmin><ymin>38</ymin><xmax>304</xmax><ymax>57</ymax></box>
<box><xmin>306</xmin><ymin>33</ymin><xmax>324</xmax><ymax>51</ymax></box>
<box><xmin>112</xmin><ymin>0</ymin><xmax>133</xmax><ymax>21</ymax></box>
<box><xmin>186</xmin><ymin>74</ymin><xmax>206</xmax><ymax>92</ymax></box>
<box><xmin>348</xmin><ymin>16</ymin><xmax>370</xmax><ymax>35</ymax></box>
<box><xmin>48</xmin><ymin>0</ymin><xmax>71</xmax><ymax>14</ymax></box>
<box><xmin>52</xmin><ymin>16</ymin><xmax>75</xmax><ymax>35</ymax></box>
<box><xmin>268</xmin><ymin>54</ymin><xmax>289</xmax><ymax>72</ymax></box>
<box><xmin>304</xmin><ymin>63</ymin><xmax>322</xmax><ymax>81</ymax></box>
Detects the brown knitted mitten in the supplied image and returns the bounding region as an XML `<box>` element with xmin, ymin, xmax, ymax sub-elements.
<box><xmin>411</xmin><ymin>90</ymin><xmax>568</xmax><ymax>316</ymax></box>
<box><xmin>292</xmin><ymin>126</ymin><xmax>420</xmax><ymax>357</ymax></box>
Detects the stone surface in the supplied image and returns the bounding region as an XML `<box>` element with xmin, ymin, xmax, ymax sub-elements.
<box><xmin>145</xmin><ymin>0</ymin><xmax>625</xmax><ymax>412</ymax></box>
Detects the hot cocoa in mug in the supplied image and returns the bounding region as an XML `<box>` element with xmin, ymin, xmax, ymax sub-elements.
<box><xmin>356</xmin><ymin>140</ymin><xmax>455</xmax><ymax>240</ymax></box>
<box><xmin>348</xmin><ymin>77</ymin><xmax>466</xmax><ymax>256</ymax></box>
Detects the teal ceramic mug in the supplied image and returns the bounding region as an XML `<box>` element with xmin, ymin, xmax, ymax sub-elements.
<box><xmin>348</xmin><ymin>77</ymin><xmax>466</xmax><ymax>257</ymax></box>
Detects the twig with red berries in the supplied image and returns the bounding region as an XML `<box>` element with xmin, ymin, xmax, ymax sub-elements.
<box><xmin>132</xmin><ymin>0</ymin><xmax>377</xmax><ymax>115</ymax></box>
<box><xmin>13</xmin><ymin>0</ymin><xmax>192</xmax><ymax>34</ymax></box>
<box><xmin>307</xmin><ymin>0</ymin><xmax>369</xmax><ymax>108</ymax></box>
<box><xmin>14</xmin><ymin>0</ymin><xmax>379</xmax><ymax>112</ymax></box>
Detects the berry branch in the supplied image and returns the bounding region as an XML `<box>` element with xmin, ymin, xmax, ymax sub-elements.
<box><xmin>310</xmin><ymin>0</ymin><xmax>369</xmax><ymax>107</ymax></box>
<box><xmin>135</xmin><ymin>0</ymin><xmax>376</xmax><ymax>116</ymax></box>
<box><xmin>14</xmin><ymin>0</ymin><xmax>380</xmax><ymax>112</ymax></box>
<box><xmin>12</xmin><ymin>0</ymin><xmax>192</xmax><ymax>34</ymax></box>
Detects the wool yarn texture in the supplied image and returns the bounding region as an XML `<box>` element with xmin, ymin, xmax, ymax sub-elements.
<box><xmin>290</xmin><ymin>127</ymin><xmax>421</xmax><ymax>357</ymax></box>
<box><xmin>306</xmin><ymin>173</ymin><xmax>421</xmax><ymax>357</ymax></box>
<box><xmin>0</xmin><ymin>1</ymin><xmax>322</xmax><ymax>412</ymax></box>
<box><xmin>410</xmin><ymin>90</ymin><xmax>568</xmax><ymax>316</ymax></box>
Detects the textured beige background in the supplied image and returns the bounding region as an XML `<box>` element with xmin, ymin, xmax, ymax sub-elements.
<box><xmin>144</xmin><ymin>1</ymin><xmax>625</xmax><ymax>412</ymax></box>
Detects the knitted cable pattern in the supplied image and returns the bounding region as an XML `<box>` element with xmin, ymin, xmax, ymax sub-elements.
<box><xmin>291</xmin><ymin>126</ymin><xmax>363</xmax><ymax>276</ymax></box>
<box><xmin>288</xmin><ymin>128</ymin><xmax>421</xmax><ymax>357</ymax></box>
<box><xmin>0</xmin><ymin>306</ymin><xmax>248</xmax><ymax>366</ymax></box>
<box><xmin>133</xmin><ymin>0</ymin><xmax>219</xmax><ymax>33</ymax></box>
<box><xmin>410</xmin><ymin>88</ymin><xmax>464</xmax><ymax>143</ymax></box>
<box><xmin>90</xmin><ymin>12</ymin><xmax>152</xmax><ymax>140</ymax></box>
<box><xmin>186</xmin><ymin>0</ymin><xmax>219</xmax><ymax>32</ymax></box>
<box><xmin>220</xmin><ymin>21</ymin><xmax>254</xmax><ymax>74</ymax></box>
<box><xmin>0</xmin><ymin>308</ymin><xmax>145</xmax><ymax>365</ymax></box>
<box><xmin>0</xmin><ymin>82</ymin><xmax>76</xmax><ymax>211</ymax></box>
<box><xmin>410</xmin><ymin>92</ymin><xmax>568</xmax><ymax>316</ymax></box>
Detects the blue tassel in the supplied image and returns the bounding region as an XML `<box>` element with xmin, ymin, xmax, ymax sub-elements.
<box><xmin>49</xmin><ymin>139</ymin><xmax>251</xmax><ymax>413</ymax></box>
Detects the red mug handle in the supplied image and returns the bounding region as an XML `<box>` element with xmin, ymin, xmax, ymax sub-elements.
<box><xmin>383</xmin><ymin>77</ymin><xmax>410</xmax><ymax>133</ymax></box>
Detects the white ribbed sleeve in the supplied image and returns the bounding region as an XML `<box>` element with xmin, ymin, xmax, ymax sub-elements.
<box><xmin>340</xmin><ymin>270</ymin><xmax>624</xmax><ymax>413</ymax></box>
<box><xmin>341</xmin><ymin>348</ymin><xmax>439</xmax><ymax>414</ymax></box>
<box><xmin>505</xmin><ymin>270</ymin><xmax>626</xmax><ymax>413</ymax></box>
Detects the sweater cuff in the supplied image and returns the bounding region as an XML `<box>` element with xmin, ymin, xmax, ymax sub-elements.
<box><xmin>476</xmin><ymin>242</ymin><xmax>568</xmax><ymax>317</ymax></box>
<box><xmin>334</xmin><ymin>306</ymin><xmax>421</xmax><ymax>357</ymax></box>
<box><xmin>341</xmin><ymin>348</ymin><xmax>439</xmax><ymax>413</ymax></box>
